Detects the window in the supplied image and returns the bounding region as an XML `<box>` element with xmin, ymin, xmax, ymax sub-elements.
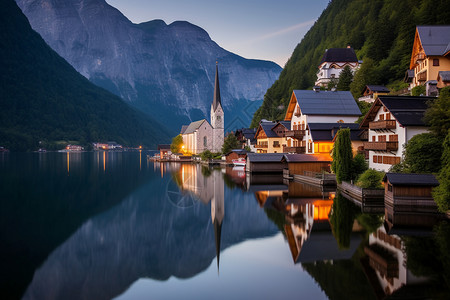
<box><xmin>389</xmin><ymin>135</ymin><xmax>398</xmax><ymax>142</ymax></box>
<box><xmin>386</xmin><ymin>113</ymin><xmax>391</xmax><ymax>120</ymax></box>
<box><xmin>379</xmin><ymin>114</ymin><xmax>385</xmax><ymax>120</ymax></box>
<box><xmin>388</xmin><ymin>184</ymin><xmax>392</xmax><ymax>192</ymax></box>
<box><xmin>379</xmin><ymin>135</ymin><xmax>386</xmax><ymax>142</ymax></box>
<box><xmin>433</xmin><ymin>59</ymin><xmax>439</xmax><ymax>66</ymax></box>
<box><xmin>203</xmin><ymin>136</ymin><xmax>207</xmax><ymax>147</ymax></box>
<box><xmin>372</xmin><ymin>136</ymin><xmax>376</xmax><ymax>142</ymax></box>
<box><xmin>373</xmin><ymin>155</ymin><xmax>377</xmax><ymax>163</ymax></box>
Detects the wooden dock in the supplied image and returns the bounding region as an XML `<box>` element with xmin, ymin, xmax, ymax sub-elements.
<box><xmin>338</xmin><ymin>181</ymin><xmax>384</xmax><ymax>213</ymax></box>
<box><xmin>293</xmin><ymin>171</ymin><xmax>336</xmax><ymax>186</ymax></box>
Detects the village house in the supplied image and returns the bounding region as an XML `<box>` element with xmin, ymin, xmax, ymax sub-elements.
<box><xmin>309</xmin><ymin>123</ymin><xmax>363</xmax><ymax>156</ymax></box>
<box><xmin>437</xmin><ymin>71</ymin><xmax>450</xmax><ymax>88</ymax></box>
<box><xmin>315</xmin><ymin>46</ymin><xmax>360</xmax><ymax>87</ymax></box>
<box><xmin>237</xmin><ymin>128</ymin><xmax>257</xmax><ymax>152</ymax></box>
<box><xmin>408</xmin><ymin>25</ymin><xmax>450</xmax><ymax>89</ymax></box>
<box><xmin>284</xmin><ymin>89</ymin><xmax>361</xmax><ymax>155</ymax></box>
<box><xmin>254</xmin><ymin>120</ymin><xmax>291</xmax><ymax>153</ymax></box>
<box><xmin>360</xmin><ymin>95</ymin><xmax>435</xmax><ymax>172</ymax></box>
<box><xmin>224</xmin><ymin>149</ymin><xmax>247</xmax><ymax>164</ymax></box>
<box><xmin>358</xmin><ymin>85</ymin><xmax>390</xmax><ymax>103</ymax></box>
<box><xmin>157</xmin><ymin>144</ymin><xmax>172</xmax><ymax>160</ymax></box>
<box><xmin>180</xmin><ymin>63</ymin><xmax>224</xmax><ymax>154</ymax></box>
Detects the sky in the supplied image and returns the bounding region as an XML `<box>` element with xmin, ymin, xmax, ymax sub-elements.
<box><xmin>105</xmin><ymin>0</ymin><xmax>329</xmax><ymax>67</ymax></box>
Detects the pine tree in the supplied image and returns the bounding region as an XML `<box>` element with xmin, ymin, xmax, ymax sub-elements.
<box><xmin>433</xmin><ymin>130</ymin><xmax>450</xmax><ymax>212</ymax></box>
<box><xmin>337</xmin><ymin>65</ymin><xmax>353</xmax><ymax>91</ymax></box>
<box><xmin>331</xmin><ymin>128</ymin><xmax>353</xmax><ymax>183</ymax></box>
<box><xmin>221</xmin><ymin>133</ymin><xmax>239</xmax><ymax>154</ymax></box>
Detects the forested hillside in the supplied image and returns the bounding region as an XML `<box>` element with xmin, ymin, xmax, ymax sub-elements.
<box><xmin>251</xmin><ymin>0</ymin><xmax>450</xmax><ymax>127</ymax></box>
<box><xmin>0</xmin><ymin>0</ymin><xmax>171</xmax><ymax>151</ymax></box>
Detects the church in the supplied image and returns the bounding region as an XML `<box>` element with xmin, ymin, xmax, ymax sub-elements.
<box><xmin>180</xmin><ymin>63</ymin><xmax>224</xmax><ymax>154</ymax></box>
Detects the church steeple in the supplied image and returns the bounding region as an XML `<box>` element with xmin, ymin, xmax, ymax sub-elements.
<box><xmin>212</xmin><ymin>62</ymin><xmax>221</xmax><ymax>111</ymax></box>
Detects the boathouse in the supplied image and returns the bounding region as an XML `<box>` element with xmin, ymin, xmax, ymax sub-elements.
<box><xmin>225</xmin><ymin>149</ymin><xmax>247</xmax><ymax>164</ymax></box>
<box><xmin>246</xmin><ymin>153</ymin><xmax>285</xmax><ymax>173</ymax></box>
<box><xmin>157</xmin><ymin>144</ymin><xmax>172</xmax><ymax>160</ymax></box>
<box><xmin>383</xmin><ymin>173</ymin><xmax>439</xmax><ymax>214</ymax></box>
<box><xmin>281</xmin><ymin>154</ymin><xmax>331</xmax><ymax>177</ymax></box>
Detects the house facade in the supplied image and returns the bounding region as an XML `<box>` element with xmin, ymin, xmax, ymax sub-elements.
<box><xmin>180</xmin><ymin>63</ymin><xmax>224</xmax><ymax>154</ymax></box>
<box><xmin>254</xmin><ymin>120</ymin><xmax>290</xmax><ymax>153</ymax></box>
<box><xmin>315</xmin><ymin>46</ymin><xmax>360</xmax><ymax>87</ymax></box>
<box><xmin>360</xmin><ymin>96</ymin><xmax>434</xmax><ymax>172</ymax></box>
<box><xmin>408</xmin><ymin>25</ymin><xmax>450</xmax><ymax>89</ymax></box>
<box><xmin>284</xmin><ymin>90</ymin><xmax>361</xmax><ymax>155</ymax></box>
<box><xmin>358</xmin><ymin>85</ymin><xmax>390</xmax><ymax>103</ymax></box>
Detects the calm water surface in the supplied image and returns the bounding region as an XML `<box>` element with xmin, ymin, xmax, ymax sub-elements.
<box><xmin>0</xmin><ymin>152</ymin><xmax>448</xmax><ymax>300</ymax></box>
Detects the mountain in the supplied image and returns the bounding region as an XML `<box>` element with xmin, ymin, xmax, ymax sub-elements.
<box><xmin>15</xmin><ymin>0</ymin><xmax>282</xmax><ymax>133</ymax></box>
<box><xmin>0</xmin><ymin>0</ymin><xmax>171</xmax><ymax>151</ymax></box>
<box><xmin>251</xmin><ymin>0</ymin><xmax>450</xmax><ymax>127</ymax></box>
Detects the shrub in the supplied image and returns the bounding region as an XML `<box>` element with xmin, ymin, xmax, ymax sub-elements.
<box><xmin>356</xmin><ymin>169</ymin><xmax>384</xmax><ymax>189</ymax></box>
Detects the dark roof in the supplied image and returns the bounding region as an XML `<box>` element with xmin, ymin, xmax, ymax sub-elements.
<box><xmin>378</xmin><ymin>96</ymin><xmax>435</xmax><ymax>126</ymax></box>
<box><xmin>260</xmin><ymin>121</ymin><xmax>278</xmax><ymax>138</ymax></box>
<box><xmin>157</xmin><ymin>144</ymin><xmax>171</xmax><ymax>150</ymax></box>
<box><xmin>282</xmin><ymin>154</ymin><xmax>331</xmax><ymax>163</ymax></box>
<box><xmin>212</xmin><ymin>62</ymin><xmax>222</xmax><ymax>111</ymax></box>
<box><xmin>308</xmin><ymin>123</ymin><xmax>360</xmax><ymax>130</ymax></box>
<box><xmin>180</xmin><ymin>125</ymin><xmax>188</xmax><ymax>134</ymax></box>
<box><xmin>417</xmin><ymin>26</ymin><xmax>450</xmax><ymax>56</ymax></box>
<box><xmin>404</xmin><ymin>69</ymin><xmax>415</xmax><ymax>83</ymax></box>
<box><xmin>247</xmin><ymin>153</ymin><xmax>285</xmax><ymax>163</ymax></box>
<box><xmin>319</xmin><ymin>47</ymin><xmax>358</xmax><ymax>65</ymax></box>
<box><xmin>438</xmin><ymin>71</ymin><xmax>450</xmax><ymax>82</ymax></box>
<box><xmin>242</xmin><ymin>128</ymin><xmax>256</xmax><ymax>137</ymax></box>
<box><xmin>383</xmin><ymin>173</ymin><xmax>439</xmax><ymax>186</ymax></box>
<box><xmin>279</xmin><ymin>121</ymin><xmax>291</xmax><ymax>129</ymax></box>
<box><xmin>307</xmin><ymin>123</ymin><xmax>362</xmax><ymax>141</ymax></box>
<box><xmin>226</xmin><ymin>149</ymin><xmax>247</xmax><ymax>156</ymax></box>
<box><xmin>366</xmin><ymin>85</ymin><xmax>390</xmax><ymax>93</ymax></box>
<box><xmin>293</xmin><ymin>90</ymin><xmax>361</xmax><ymax>116</ymax></box>
<box><xmin>183</xmin><ymin>119</ymin><xmax>209</xmax><ymax>134</ymax></box>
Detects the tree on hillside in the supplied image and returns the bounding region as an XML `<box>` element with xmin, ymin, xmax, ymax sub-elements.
<box><xmin>331</xmin><ymin>128</ymin><xmax>353</xmax><ymax>183</ymax></box>
<box><xmin>327</xmin><ymin>77</ymin><xmax>338</xmax><ymax>91</ymax></box>
<box><xmin>425</xmin><ymin>86</ymin><xmax>450</xmax><ymax>139</ymax></box>
<box><xmin>222</xmin><ymin>133</ymin><xmax>240</xmax><ymax>154</ymax></box>
<box><xmin>170</xmin><ymin>134</ymin><xmax>183</xmax><ymax>153</ymax></box>
<box><xmin>337</xmin><ymin>65</ymin><xmax>353</xmax><ymax>91</ymax></box>
<box><xmin>350</xmin><ymin>58</ymin><xmax>379</xmax><ymax>98</ymax></box>
<box><xmin>433</xmin><ymin>130</ymin><xmax>450</xmax><ymax>212</ymax></box>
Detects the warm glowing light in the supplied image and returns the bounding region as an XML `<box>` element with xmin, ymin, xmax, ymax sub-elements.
<box><xmin>139</xmin><ymin>145</ymin><xmax>142</xmax><ymax>149</ymax></box>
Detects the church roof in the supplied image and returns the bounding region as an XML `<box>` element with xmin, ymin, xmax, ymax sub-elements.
<box><xmin>212</xmin><ymin>62</ymin><xmax>222</xmax><ymax>111</ymax></box>
<box><xmin>183</xmin><ymin>119</ymin><xmax>210</xmax><ymax>134</ymax></box>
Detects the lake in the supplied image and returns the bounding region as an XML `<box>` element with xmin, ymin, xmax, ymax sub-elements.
<box><xmin>0</xmin><ymin>152</ymin><xmax>448</xmax><ymax>300</ymax></box>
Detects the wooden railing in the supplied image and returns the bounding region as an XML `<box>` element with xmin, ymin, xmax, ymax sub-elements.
<box><xmin>413</xmin><ymin>53</ymin><xmax>425</xmax><ymax>64</ymax></box>
<box><xmin>256</xmin><ymin>144</ymin><xmax>268</xmax><ymax>148</ymax></box>
<box><xmin>417</xmin><ymin>71</ymin><xmax>427</xmax><ymax>82</ymax></box>
<box><xmin>363</xmin><ymin>141</ymin><xmax>398</xmax><ymax>151</ymax></box>
<box><xmin>369</xmin><ymin>120</ymin><xmax>396</xmax><ymax>130</ymax></box>
<box><xmin>285</xmin><ymin>130</ymin><xmax>306</xmax><ymax>139</ymax></box>
<box><xmin>283</xmin><ymin>146</ymin><xmax>306</xmax><ymax>153</ymax></box>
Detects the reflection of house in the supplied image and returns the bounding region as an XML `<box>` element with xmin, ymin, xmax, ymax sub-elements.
<box><xmin>180</xmin><ymin>63</ymin><xmax>224</xmax><ymax>154</ymax></box>
<box><xmin>383</xmin><ymin>173</ymin><xmax>439</xmax><ymax>214</ymax></box>
<box><xmin>408</xmin><ymin>25</ymin><xmax>450</xmax><ymax>89</ymax></box>
<box><xmin>360</xmin><ymin>96</ymin><xmax>435</xmax><ymax>172</ymax></box>
<box><xmin>363</xmin><ymin>226</ymin><xmax>429</xmax><ymax>298</ymax></box>
<box><xmin>358</xmin><ymin>85</ymin><xmax>390</xmax><ymax>103</ymax></box>
<box><xmin>284</xmin><ymin>90</ymin><xmax>361</xmax><ymax>154</ymax></box>
<box><xmin>315</xmin><ymin>46</ymin><xmax>360</xmax><ymax>87</ymax></box>
<box><xmin>254</xmin><ymin>120</ymin><xmax>290</xmax><ymax>153</ymax></box>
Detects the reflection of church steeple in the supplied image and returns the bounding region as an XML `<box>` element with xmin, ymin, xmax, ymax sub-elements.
<box><xmin>214</xmin><ymin>218</ymin><xmax>222</xmax><ymax>272</ymax></box>
<box><xmin>211</xmin><ymin>168</ymin><xmax>224</xmax><ymax>273</ymax></box>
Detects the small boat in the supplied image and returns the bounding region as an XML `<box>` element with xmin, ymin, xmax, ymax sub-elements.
<box><xmin>232</xmin><ymin>158</ymin><xmax>246</xmax><ymax>166</ymax></box>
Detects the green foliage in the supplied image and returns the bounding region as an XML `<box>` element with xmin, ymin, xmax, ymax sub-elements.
<box><xmin>200</xmin><ymin>150</ymin><xmax>213</xmax><ymax>161</ymax></box>
<box><xmin>327</xmin><ymin>77</ymin><xmax>338</xmax><ymax>91</ymax></box>
<box><xmin>201</xmin><ymin>166</ymin><xmax>212</xmax><ymax>177</ymax></box>
<box><xmin>337</xmin><ymin>65</ymin><xmax>353</xmax><ymax>91</ymax></box>
<box><xmin>411</xmin><ymin>85</ymin><xmax>426</xmax><ymax>96</ymax></box>
<box><xmin>403</xmin><ymin>133</ymin><xmax>443</xmax><ymax>173</ymax></box>
<box><xmin>386</xmin><ymin>80</ymin><xmax>408</xmax><ymax>93</ymax></box>
<box><xmin>331</xmin><ymin>128</ymin><xmax>353</xmax><ymax>183</ymax></box>
<box><xmin>425</xmin><ymin>86</ymin><xmax>450</xmax><ymax>138</ymax></box>
<box><xmin>221</xmin><ymin>133</ymin><xmax>240</xmax><ymax>154</ymax></box>
<box><xmin>350</xmin><ymin>58</ymin><xmax>379</xmax><ymax>98</ymax></box>
<box><xmin>0</xmin><ymin>0</ymin><xmax>170</xmax><ymax>151</ymax></box>
<box><xmin>329</xmin><ymin>192</ymin><xmax>357</xmax><ymax>249</ymax></box>
<box><xmin>355</xmin><ymin>213</ymin><xmax>383</xmax><ymax>234</ymax></box>
<box><xmin>251</xmin><ymin>0</ymin><xmax>449</xmax><ymax>125</ymax></box>
<box><xmin>433</xmin><ymin>130</ymin><xmax>450</xmax><ymax>212</ymax></box>
<box><xmin>351</xmin><ymin>153</ymin><xmax>368</xmax><ymax>180</ymax></box>
<box><xmin>243</xmin><ymin>145</ymin><xmax>252</xmax><ymax>152</ymax></box>
<box><xmin>356</xmin><ymin>169</ymin><xmax>384</xmax><ymax>189</ymax></box>
<box><xmin>170</xmin><ymin>134</ymin><xmax>183</xmax><ymax>153</ymax></box>
<box><xmin>356</xmin><ymin>100</ymin><xmax>372</xmax><ymax>124</ymax></box>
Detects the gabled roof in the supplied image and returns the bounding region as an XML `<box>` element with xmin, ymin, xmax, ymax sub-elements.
<box><xmin>277</xmin><ymin>121</ymin><xmax>291</xmax><ymax>129</ymax></box>
<box><xmin>183</xmin><ymin>119</ymin><xmax>210</xmax><ymax>134</ymax></box>
<box><xmin>307</xmin><ymin>123</ymin><xmax>361</xmax><ymax>142</ymax></box>
<box><xmin>383</xmin><ymin>173</ymin><xmax>439</xmax><ymax>186</ymax></box>
<box><xmin>282</xmin><ymin>154</ymin><xmax>331</xmax><ymax>163</ymax></box>
<box><xmin>180</xmin><ymin>125</ymin><xmax>188</xmax><ymax>134</ymax></box>
<box><xmin>417</xmin><ymin>26</ymin><xmax>450</xmax><ymax>56</ymax></box>
<box><xmin>291</xmin><ymin>90</ymin><xmax>361</xmax><ymax>116</ymax></box>
<box><xmin>404</xmin><ymin>69</ymin><xmax>415</xmax><ymax>83</ymax></box>
<box><xmin>438</xmin><ymin>71</ymin><xmax>450</xmax><ymax>82</ymax></box>
<box><xmin>157</xmin><ymin>144</ymin><xmax>171</xmax><ymax>150</ymax></box>
<box><xmin>365</xmin><ymin>85</ymin><xmax>390</xmax><ymax>93</ymax></box>
<box><xmin>226</xmin><ymin>149</ymin><xmax>247</xmax><ymax>156</ymax></box>
<box><xmin>259</xmin><ymin>121</ymin><xmax>278</xmax><ymax>138</ymax></box>
<box><xmin>319</xmin><ymin>47</ymin><xmax>358</xmax><ymax>65</ymax></box>
<box><xmin>247</xmin><ymin>153</ymin><xmax>285</xmax><ymax>163</ymax></box>
<box><xmin>360</xmin><ymin>96</ymin><xmax>435</xmax><ymax>128</ymax></box>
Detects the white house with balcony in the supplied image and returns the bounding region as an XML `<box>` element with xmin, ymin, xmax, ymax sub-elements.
<box><xmin>315</xmin><ymin>47</ymin><xmax>360</xmax><ymax>87</ymax></box>
<box><xmin>360</xmin><ymin>95</ymin><xmax>435</xmax><ymax>172</ymax></box>
<box><xmin>284</xmin><ymin>90</ymin><xmax>361</xmax><ymax>155</ymax></box>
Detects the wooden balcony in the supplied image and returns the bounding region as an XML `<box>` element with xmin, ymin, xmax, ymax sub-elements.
<box><xmin>417</xmin><ymin>70</ymin><xmax>427</xmax><ymax>82</ymax></box>
<box><xmin>413</xmin><ymin>53</ymin><xmax>425</xmax><ymax>65</ymax></box>
<box><xmin>285</xmin><ymin>130</ymin><xmax>306</xmax><ymax>139</ymax></box>
<box><xmin>283</xmin><ymin>146</ymin><xmax>306</xmax><ymax>154</ymax></box>
<box><xmin>256</xmin><ymin>144</ymin><xmax>268</xmax><ymax>149</ymax></box>
<box><xmin>369</xmin><ymin>120</ymin><xmax>396</xmax><ymax>130</ymax></box>
<box><xmin>364</xmin><ymin>141</ymin><xmax>398</xmax><ymax>151</ymax></box>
